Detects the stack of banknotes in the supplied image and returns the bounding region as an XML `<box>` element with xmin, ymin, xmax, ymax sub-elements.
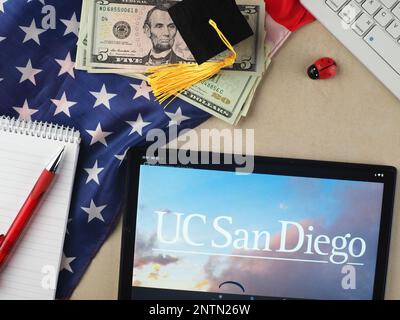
<box><xmin>76</xmin><ymin>0</ymin><xmax>270</xmax><ymax>125</ymax></box>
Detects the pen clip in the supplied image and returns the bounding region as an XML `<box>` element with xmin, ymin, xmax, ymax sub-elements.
<box><xmin>0</xmin><ymin>235</ymin><xmax>4</xmax><ymax>247</ymax></box>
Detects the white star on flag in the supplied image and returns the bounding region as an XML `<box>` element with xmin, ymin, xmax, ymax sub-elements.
<box><xmin>13</xmin><ymin>99</ymin><xmax>38</xmax><ymax>121</ymax></box>
<box><xmin>81</xmin><ymin>200</ymin><xmax>107</xmax><ymax>223</ymax></box>
<box><xmin>166</xmin><ymin>107</ymin><xmax>190</xmax><ymax>127</ymax></box>
<box><xmin>90</xmin><ymin>84</ymin><xmax>117</xmax><ymax>110</ymax></box>
<box><xmin>55</xmin><ymin>52</ymin><xmax>75</xmax><ymax>78</ymax></box>
<box><xmin>0</xmin><ymin>36</ymin><xmax>5</xmax><ymax>42</ymax></box>
<box><xmin>51</xmin><ymin>92</ymin><xmax>77</xmax><ymax>117</ymax></box>
<box><xmin>115</xmin><ymin>149</ymin><xmax>128</xmax><ymax>166</ymax></box>
<box><xmin>60</xmin><ymin>13</ymin><xmax>79</xmax><ymax>37</ymax></box>
<box><xmin>84</xmin><ymin>160</ymin><xmax>104</xmax><ymax>185</ymax></box>
<box><xmin>86</xmin><ymin>123</ymin><xmax>113</xmax><ymax>147</ymax></box>
<box><xmin>131</xmin><ymin>81</ymin><xmax>152</xmax><ymax>101</ymax></box>
<box><xmin>19</xmin><ymin>19</ymin><xmax>46</xmax><ymax>45</ymax></box>
<box><xmin>61</xmin><ymin>253</ymin><xmax>76</xmax><ymax>273</ymax></box>
<box><xmin>126</xmin><ymin>114</ymin><xmax>151</xmax><ymax>136</ymax></box>
<box><xmin>0</xmin><ymin>0</ymin><xmax>7</xmax><ymax>13</ymax></box>
<box><xmin>16</xmin><ymin>59</ymin><xmax>42</xmax><ymax>85</ymax></box>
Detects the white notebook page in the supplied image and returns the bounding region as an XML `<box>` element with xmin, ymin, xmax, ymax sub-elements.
<box><xmin>0</xmin><ymin>121</ymin><xmax>79</xmax><ymax>300</ymax></box>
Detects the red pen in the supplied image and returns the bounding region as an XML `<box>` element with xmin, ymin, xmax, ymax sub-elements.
<box><xmin>0</xmin><ymin>147</ymin><xmax>65</xmax><ymax>269</ymax></box>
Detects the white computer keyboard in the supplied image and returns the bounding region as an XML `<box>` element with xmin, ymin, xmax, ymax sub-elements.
<box><xmin>328</xmin><ymin>0</ymin><xmax>400</xmax><ymax>75</ymax></box>
<box><xmin>301</xmin><ymin>0</ymin><xmax>400</xmax><ymax>100</ymax></box>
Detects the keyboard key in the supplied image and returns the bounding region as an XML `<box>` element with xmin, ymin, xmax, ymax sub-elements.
<box><xmin>353</xmin><ymin>13</ymin><xmax>375</xmax><ymax>35</ymax></box>
<box><xmin>375</xmin><ymin>8</ymin><xmax>394</xmax><ymax>26</ymax></box>
<box><xmin>381</xmin><ymin>0</ymin><xmax>398</xmax><ymax>8</ymax></box>
<box><xmin>326</xmin><ymin>0</ymin><xmax>349</xmax><ymax>11</ymax></box>
<box><xmin>387</xmin><ymin>19</ymin><xmax>400</xmax><ymax>38</ymax></box>
<box><xmin>362</xmin><ymin>0</ymin><xmax>382</xmax><ymax>15</ymax></box>
<box><xmin>392</xmin><ymin>2</ymin><xmax>400</xmax><ymax>19</ymax></box>
<box><xmin>364</xmin><ymin>26</ymin><xmax>400</xmax><ymax>74</ymax></box>
<box><xmin>339</xmin><ymin>1</ymin><xmax>362</xmax><ymax>23</ymax></box>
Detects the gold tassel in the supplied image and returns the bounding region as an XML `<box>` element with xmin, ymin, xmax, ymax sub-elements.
<box><xmin>147</xmin><ymin>19</ymin><xmax>237</xmax><ymax>105</ymax></box>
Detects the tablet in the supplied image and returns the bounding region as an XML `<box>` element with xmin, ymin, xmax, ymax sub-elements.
<box><xmin>119</xmin><ymin>148</ymin><xmax>396</xmax><ymax>300</ymax></box>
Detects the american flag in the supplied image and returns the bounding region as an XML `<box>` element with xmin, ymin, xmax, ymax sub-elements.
<box><xmin>0</xmin><ymin>0</ymin><xmax>210</xmax><ymax>298</ymax></box>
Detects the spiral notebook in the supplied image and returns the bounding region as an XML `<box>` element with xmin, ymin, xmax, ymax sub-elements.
<box><xmin>0</xmin><ymin>117</ymin><xmax>80</xmax><ymax>300</ymax></box>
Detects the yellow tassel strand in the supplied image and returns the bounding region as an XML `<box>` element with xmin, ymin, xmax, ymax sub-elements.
<box><xmin>147</xmin><ymin>19</ymin><xmax>237</xmax><ymax>105</ymax></box>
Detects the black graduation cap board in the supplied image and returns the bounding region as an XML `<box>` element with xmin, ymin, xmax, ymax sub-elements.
<box><xmin>168</xmin><ymin>0</ymin><xmax>254</xmax><ymax>64</ymax></box>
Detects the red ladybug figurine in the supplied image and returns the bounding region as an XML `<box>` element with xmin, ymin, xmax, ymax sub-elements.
<box><xmin>307</xmin><ymin>57</ymin><xmax>337</xmax><ymax>80</ymax></box>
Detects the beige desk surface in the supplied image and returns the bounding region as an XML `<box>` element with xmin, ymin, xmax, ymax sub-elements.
<box><xmin>72</xmin><ymin>22</ymin><xmax>400</xmax><ymax>300</ymax></box>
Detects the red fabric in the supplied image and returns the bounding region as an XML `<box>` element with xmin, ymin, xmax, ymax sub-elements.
<box><xmin>265</xmin><ymin>0</ymin><xmax>315</xmax><ymax>32</ymax></box>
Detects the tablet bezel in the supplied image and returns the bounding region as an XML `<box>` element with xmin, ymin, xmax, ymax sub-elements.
<box><xmin>119</xmin><ymin>147</ymin><xmax>396</xmax><ymax>300</ymax></box>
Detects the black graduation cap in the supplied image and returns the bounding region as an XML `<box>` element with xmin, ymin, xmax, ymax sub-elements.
<box><xmin>168</xmin><ymin>0</ymin><xmax>254</xmax><ymax>65</ymax></box>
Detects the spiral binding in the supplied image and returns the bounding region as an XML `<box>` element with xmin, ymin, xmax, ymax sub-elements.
<box><xmin>0</xmin><ymin>116</ymin><xmax>81</xmax><ymax>144</ymax></box>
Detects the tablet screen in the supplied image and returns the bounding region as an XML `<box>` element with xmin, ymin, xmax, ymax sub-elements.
<box><xmin>131</xmin><ymin>164</ymin><xmax>386</xmax><ymax>300</ymax></box>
